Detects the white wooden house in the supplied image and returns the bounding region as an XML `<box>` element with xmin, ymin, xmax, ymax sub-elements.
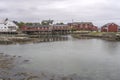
<box><xmin>0</xmin><ymin>19</ymin><xmax>18</xmax><ymax>32</ymax></box>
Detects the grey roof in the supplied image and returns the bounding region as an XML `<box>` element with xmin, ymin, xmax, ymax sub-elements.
<box><xmin>25</xmin><ymin>24</ymin><xmax>50</xmax><ymax>28</ymax></box>
<box><xmin>68</xmin><ymin>22</ymin><xmax>93</xmax><ymax>25</ymax></box>
<box><xmin>102</xmin><ymin>23</ymin><xmax>118</xmax><ymax>27</ymax></box>
<box><xmin>53</xmin><ymin>24</ymin><xmax>68</xmax><ymax>27</ymax></box>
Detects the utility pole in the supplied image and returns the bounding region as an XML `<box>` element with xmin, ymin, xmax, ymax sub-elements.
<box><xmin>72</xmin><ymin>19</ymin><xmax>74</xmax><ymax>23</ymax></box>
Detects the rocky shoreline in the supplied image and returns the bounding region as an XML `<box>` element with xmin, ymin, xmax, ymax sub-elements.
<box><xmin>0</xmin><ymin>53</ymin><xmax>83</xmax><ymax>80</ymax></box>
<box><xmin>0</xmin><ymin>32</ymin><xmax>120</xmax><ymax>45</ymax></box>
<box><xmin>1</xmin><ymin>37</ymin><xmax>41</xmax><ymax>44</ymax></box>
<box><xmin>72</xmin><ymin>32</ymin><xmax>120</xmax><ymax>41</ymax></box>
<box><xmin>0</xmin><ymin>34</ymin><xmax>68</xmax><ymax>45</ymax></box>
<box><xmin>0</xmin><ymin>53</ymin><xmax>41</xmax><ymax>80</ymax></box>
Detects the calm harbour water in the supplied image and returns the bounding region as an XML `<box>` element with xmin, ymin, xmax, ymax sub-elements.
<box><xmin>0</xmin><ymin>36</ymin><xmax>120</xmax><ymax>80</ymax></box>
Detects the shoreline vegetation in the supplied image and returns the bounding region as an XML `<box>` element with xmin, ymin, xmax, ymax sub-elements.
<box><xmin>0</xmin><ymin>34</ymin><xmax>68</xmax><ymax>45</ymax></box>
<box><xmin>0</xmin><ymin>32</ymin><xmax>120</xmax><ymax>45</ymax></box>
<box><xmin>71</xmin><ymin>32</ymin><xmax>120</xmax><ymax>41</ymax></box>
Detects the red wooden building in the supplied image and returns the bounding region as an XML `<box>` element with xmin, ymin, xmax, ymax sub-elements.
<box><xmin>52</xmin><ymin>24</ymin><xmax>70</xmax><ymax>31</ymax></box>
<box><xmin>21</xmin><ymin>25</ymin><xmax>50</xmax><ymax>32</ymax></box>
<box><xmin>20</xmin><ymin>24</ymin><xmax>70</xmax><ymax>34</ymax></box>
<box><xmin>101</xmin><ymin>23</ymin><xmax>118</xmax><ymax>32</ymax></box>
<box><xmin>68</xmin><ymin>22</ymin><xmax>98</xmax><ymax>31</ymax></box>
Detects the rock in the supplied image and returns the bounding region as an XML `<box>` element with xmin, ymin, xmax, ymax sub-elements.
<box><xmin>18</xmin><ymin>56</ymin><xmax>22</xmax><ymax>58</ymax></box>
<box><xmin>27</xmin><ymin>76</ymin><xmax>40</xmax><ymax>80</ymax></box>
<box><xmin>0</xmin><ymin>53</ymin><xmax>4</xmax><ymax>55</ymax></box>
<box><xmin>13</xmin><ymin>55</ymin><xmax>16</xmax><ymax>57</ymax></box>
<box><xmin>23</xmin><ymin>60</ymin><xmax>30</xmax><ymax>63</ymax></box>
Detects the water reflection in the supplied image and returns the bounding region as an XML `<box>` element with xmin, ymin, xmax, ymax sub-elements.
<box><xmin>0</xmin><ymin>37</ymin><xmax>120</xmax><ymax>80</ymax></box>
<box><xmin>101</xmin><ymin>40</ymin><xmax>120</xmax><ymax>55</ymax></box>
<box><xmin>36</xmin><ymin>36</ymin><xmax>68</xmax><ymax>42</ymax></box>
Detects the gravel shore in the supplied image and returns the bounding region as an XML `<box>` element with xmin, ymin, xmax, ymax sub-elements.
<box><xmin>0</xmin><ymin>53</ymin><xmax>82</xmax><ymax>80</ymax></box>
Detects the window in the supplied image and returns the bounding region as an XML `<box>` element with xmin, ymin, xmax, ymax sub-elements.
<box><xmin>8</xmin><ymin>26</ymin><xmax>16</xmax><ymax>30</ymax></box>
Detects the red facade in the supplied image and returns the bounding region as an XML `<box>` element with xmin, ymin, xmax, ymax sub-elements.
<box><xmin>21</xmin><ymin>26</ymin><xmax>50</xmax><ymax>32</ymax></box>
<box><xmin>101</xmin><ymin>23</ymin><xmax>118</xmax><ymax>32</ymax></box>
<box><xmin>21</xmin><ymin>24</ymin><xmax>70</xmax><ymax>32</ymax></box>
<box><xmin>52</xmin><ymin>25</ymin><xmax>69</xmax><ymax>31</ymax></box>
<box><xmin>68</xmin><ymin>22</ymin><xmax>98</xmax><ymax>31</ymax></box>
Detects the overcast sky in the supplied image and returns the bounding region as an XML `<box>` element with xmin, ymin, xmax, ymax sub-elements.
<box><xmin>0</xmin><ymin>0</ymin><xmax>120</xmax><ymax>26</ymax></box>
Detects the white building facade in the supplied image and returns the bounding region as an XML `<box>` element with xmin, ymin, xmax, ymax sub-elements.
<box><xmin>0</xmin><ymin>19</ymin><xmax>18</xmax><ymax>32</ymax></box>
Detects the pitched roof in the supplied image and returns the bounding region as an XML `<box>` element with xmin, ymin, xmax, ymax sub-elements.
<box><xmin>0</xmin><ymin>18</ymin><xmax>9</xmax><ymax>24</ymax></box>
<box><xmin>68</xmin><ymin>22</ymin><xmax>93</xmax><ymax>25</ymax></box>
<box><xmin>53</xmin><ymin>24</ymin><xmax>68</xmax><ymax>27</ymax></box>
<box><xmin>72</xmin><ymin>22</ymin><xmax>92</xmax><ymax>23</ymax></box>
<box><xmin>102</xmin><ymin>23</ymin><xmax>118</xmax><ymax>27</ymax></box>
<box><xmin>25</xmin><ymin>24</ymin><xmax>50</xmax><ymax>28</ymax></box>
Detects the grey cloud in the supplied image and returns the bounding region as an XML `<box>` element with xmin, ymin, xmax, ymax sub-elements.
<box><xmin>0</xmin><ymin>9</ymin><xmax>8</xmax><ymax>13</ymax></box>
<box><xmin>0</xmin><ymin>0</ymin><xmax>120</xmax><ymax>26</ymax></box>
